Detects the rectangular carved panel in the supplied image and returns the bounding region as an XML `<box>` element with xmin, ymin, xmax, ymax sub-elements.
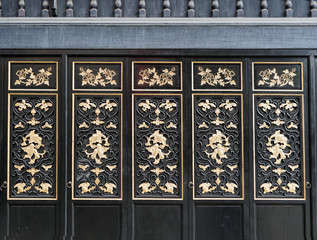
<box><xmin>192</xmin><ymin>62</ymin><xmax>243</xmax><ymax>91</ymax></box>
<box><xmin>252</xmin><ymin>62</ymin><xmax>303</xmax><ymax>91</ymax></box>
<box><xmin>72</xmin><ymin>94</ymin><xmax>122</xmax><ymax>200</ymax></box>
<box><xmin>132</xmin><ymin>62</ymin><xmax>182</xmax><ymax>91</ymax></box>
<box><xmin>8</xmin><ymin>94</ymin><xmax>58</xmax><ymax>200</ymax></box>
<box><xmin>9</xmin><ymin>61</ymin><xmax>58</xmax><ymax>91</ymax></box>
<box><xmin>73</xmin><ymin>62</ymin><xmax>123</xmax><ymax>91</ymax></box>
<box><xmin>133</xmin><ymin>94</ymin><xmax>183</xmax><ymax>200</ymax></box>
<box><xmin>253</xmin><ymin>94</ymin><xmax>305</xmax><ymax>199</ymax></box>
<box><xmin>193</xmin><ymin>94</ymin><xmax>244</xmax><ymax>199</ymax></box>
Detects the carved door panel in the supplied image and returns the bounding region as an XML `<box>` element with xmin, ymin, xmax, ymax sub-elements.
<box><xmin>0</xmin><ymin>53</ymin><xmax>313</xmax><ymax>240</ymax></box>
<box><xmin>1</xmin><ymin>57</ymin><xmax>63</xmax><ymax>240</ymax></box>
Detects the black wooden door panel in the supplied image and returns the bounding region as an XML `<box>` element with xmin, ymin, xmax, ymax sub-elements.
<box><xmin>0</xmin><ymin>52</ymin><xmax>313</xmax><ymax>240</ymax></box>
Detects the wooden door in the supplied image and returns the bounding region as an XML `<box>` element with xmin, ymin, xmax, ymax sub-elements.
<box><xmin>0</xmin><ymin>52</ymin><xmax>312</xmax><ymax>240</ymax></box>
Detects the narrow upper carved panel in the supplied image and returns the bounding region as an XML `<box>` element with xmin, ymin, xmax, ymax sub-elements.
<box><xmin>192</xmin><ymin>62</ymin><xmax>242</xmax><ymax>91</ymax></box>
<box><xmin>253</xmin><ymin>62</ymin><xmax>303</xmax><ymax>91</ymax></box>
<box><xmin>8</xmin><ymin>94</ymin><xmax>57</xmax><ymax>199</ymax></box>
<box><xmin>73</xmin><ymin>62</ymin><xmax>123</xmax><ymax>91</ymax></box>
<box><xmin>73</xmin><ymin>94</ymin><xmax>122</xmax><ymax>199</ymax></box>
<box><xmin>9</xmin><ymin>61</ymin><xmax>58</xmax><ymax>91</ymax></box>
<box><xmin>133</xmin><ymin>94</ymin><xmax>182</xmax><ymax>199</ymax></box>
<box><xmin>132</xmin><ymin>62</ymin><xmax>182</xmax><ymax>91</ymax></box>
<box><xmin>193</xmin><ymin>94</ymin><xmax>243</xmax><ymax>199</ymax></box>
<box><xmin>254</xmin><ymin>95</ymin><xmax>305</xmax><ymax>199</ymax></box>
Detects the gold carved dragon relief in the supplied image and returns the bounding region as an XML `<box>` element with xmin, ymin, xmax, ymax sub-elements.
<box><xmin>15</xmin><ymin>67</ymin><xmax>53</xmax><ymax>86</ymax></box>
<box><xmin>256</xmin><ymin>96</ymin><xmax>303</xmax><ymax>198</ymax></box>
<box><xmin>79</xmin><ymin>67</ymin><xmax>117</xmax><ymax>87</ymax></box>
<box><xmin>258</xmin><ymin>68</ymin><xmax>296</xmax><ymax>87</ymax></box>
<box><xmin>10</xmin><ymin>96</ymin><xmax>56</xmax><ymax>198</ymax></box>
<box><xmin>198</xmin><ymin>67</ymin><xmax>236</xmax><ymax>87</ymax></box>
<box><xmin>75</xmin><ymin>96</ymin><xmax>121</xmax><ymax>198</ymax></box>
<box><xmin>134</xmin><ymin>96</ymin><xmax>181</xmax><ymax>198</ymax></box>
<box><xmin>194</xmin><ymin>96</ymin><xmax>242</xmax><ymax>198</ymax></box>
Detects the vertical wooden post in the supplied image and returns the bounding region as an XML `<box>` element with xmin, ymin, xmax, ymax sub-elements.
<box><xmin>285</xmin><ymin>0</ymin><xmax>293</xmax><ymax>17</ymax></box>
<box><xmin>115</xmin><ymin>0</ymin><xmax>122</xmax><ymax>17</ymax></box>
<box><xmin>42</xmin><ymin>0</ymin><xmax>49</xmax><ymax>17</ymax></box>
<box><xmin>90</xmin><ymin>0</ymin><xmax>98</xmax><ymax>17</ymax></box>
<box><xmin>211</xmin><ymin>0</ymin><xmax>219</xmax><ymax>17</ymax></box>
<box><xmin>66</xmin><ymin>0</ymin><xmax>74</xmax><ymax>17</ymax></box>
<box><xmin>237</xmin><ymin>0</ymin><xmax>244</xmax><ymax>17</ymax></box>
<box><xmin>139</xmin><ymin>0</ymin><xmax>146</xmax><ymax>17</ymax></box>
<box><xmin>188</xmin><ymin>0</ymin><xmax>195</xmax><ymax>17</ymax></box>
<box><xmin>261</xmin><ymin>0</ymin><xmax>268</xmax><ymax>17</ymax></box>
<box><xmin>18</xmin><ymin>0</ymin><xmax>26</xmax><ymax>17</ymax></box>
<box><xmin>163</xmin><ymin>0</ymin><xmax>171</xmax><ymax>17</ymax></box>
<box><xmin>311</xmin><ymin>0</ymin><xmax>317</xmax><ymax>17</ymax></box>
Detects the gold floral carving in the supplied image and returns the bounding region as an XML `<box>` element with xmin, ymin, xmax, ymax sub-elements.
<box><xmin>145</xmin><ymin>130</ymin><xmax>171</xmax><ymax>165</ymax></box>
<box><xmin>79</xmin><ymin>67</ymin><xmax>117</xmax><ymax>86</ymax></box>
<box><xmin>266</xmin><ymin>130</ymin><xmax>292</xmax><ymax>165</ymax></box>
<box><xmin>205</xmin><ymin>130</ymin><xmax>230</xmax><ymax>165</ymax></box>
<box><xmin>21</xmin><ymin>130</ymin><xmax>46</xmax><ymax>165</ymax></box>
<box><xmin>198</xmin><ymin>67</ymin><xmax>236</xmax><ymax>86</ymax></box>
<box><xmin>258</xmin><ymin>68</ymin><xmax>296</xmax><ymax>87</ymax></box>
<box><xmin>84</xmin><ymin>130</ymin><xmax>110</xmax><ymax>165</ymax></box>
<box><xmin>138</xmin><ymin>67</ymin><xmax>176</xmax><ymax>86</ymax></box>
<box><xmin>15</xmin><ymin>67</ymin><xmax>53</xmax><ymax>86</ymax></box>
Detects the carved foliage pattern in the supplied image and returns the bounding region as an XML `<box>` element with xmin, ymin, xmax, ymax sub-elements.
<box><xmin>192</xmin><ymin>63</ymin><xmax>242</xmax><ymax>90</ymax></box>
<box><xmin>74</xmin><ymin>95</ymin><xmax>121</xmax><ymax>198</ymax></box>
<box><xmin>134</xmin><ymin>95</ymin><xmax>182</xmax><ymax>198</ymax></box>
<box><xmin>194</xmin><ymin>95</ymin><xmax>242</xmax><ymax>198</ymax></box>
<box><xmin>254</xmin><ymin>95</ymin><xmax>304</xmax><ymax>198</ymax></box>
<box><xmin>133</xmin><ymin>62</ymin><xmax>182</xmax><ymax>90</ymax></box>
<box><xmin>10</xmin><ymin>95</ymin><xmax>57</xmax><ymax>198</ymax></box>
<box><xmin>10</xmin><ymin>62</ymin><xmax>57</xmax><ymax>90</ymax></box>
<box><xmin>253</xmin><ymin>63</ymin><xmax>302</xmax><ymax>90</ymax></box>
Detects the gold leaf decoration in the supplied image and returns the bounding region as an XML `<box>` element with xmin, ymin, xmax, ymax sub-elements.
<box><xmin>78</xmin><ymin>182</ymin><xmax>96</xmax><ymax>194</ymax></box>
<box><xmin>281</xmin><ymin>182</ymin><xmax>299</xmax><ymax>194</ymax></box>
<box><xmin>258</xmin><ymin>100</ymin><xmax>276</xmax><ymax>112</ymax></box>
<box><xmin>260</xmin><ymin>164</ymin><xmax>270</xmax><ymax>171</ymax></box>
<box><xmin>15</xmin><ymin>100</ymin><xmax>32</xmax><ymax>111</ymax></box>
<box><xmin>106</xmin><ymin>165</ymin><xmax>117</xmax><ymax>171</ymax></box>
<box><xmin>78</xmin><ymin>164</ymin><xmax>89</xmax><ymax>171</ymax></box>
<box><xmin>100</xmin><ymin>183</ymin><xmax>116</xmax><ymax>194</ymax></box>
<box><xmin>205</xmin><ymin>130</ymin><xmax>230</xmax><ymax>165</ymax></box>
<box><xmin>35</xmin><ymin>100</ymin><xmax>52</xmax><ymax>111</ymax></box>
<box><xmin>21</xmin><ymin>130</ymin><xmax>46</xmax><ymax>165</ymax></box>
<box><xmin>84</xmin><ymin>130</ymin><xmax>110</xmax><ymax>165</ymax></box>
<box><xmin>159</xmin><ymin>100</ymin><xmax>177</xmax><ymax>111</ymax></box>
<box><xmin>100</xmin><ymin>100</ymin><xmax>117</xmax><ymax>112</ymax></box>
<box><xmin>145</xmin><ymin>130</ymin><xmax>171</xmax><ymax>165</ymax></box>
<box><xmin>220</xmin><ymin>182</ymin><xmax>238</xmax><ymax>194</ymax></box>
<box><xmin>198</xmin><ymin>122</ymin><xmax>209</xmax><ymax>129</ymax></box>
<box><xmin>42</xmin><ymin>164</ymin><xmax>52</xmax><ymax>171</ymax></box>
<box><xmin>159</xmin><ymin>182</ymin><xmax>177</xmax><ymax>194</ymax></box>
<box><xmin>139</xmin><ymin>182</ymin><xmax>156</xmax><ymax>194</ymax></box>
<box><xmin>26</xmin><ymin>168</ymin><xmax>40</xmax><ymax>176</ymax></box>
<box><xmin>199</xmin><ymin>164</ymin><xmax>209</xmax><ymax>171</ymax></box>
<box><xmin>15</xmin><ymin>122</ymin><xmax>25</xmax><ymax>129</ymax></box>
<box><xmin>79</xmin><ymin>99</ymin><xmax>96</xmax><ymax>111</ymax></box>
<box><xmin>166</xmin><ymin>122</ymin><xmax>177</xmax><ymax>129</ymax></box>
<box><xmin>14</xmin><ymin>183</ymin><xmax>31</xmax><ymax>194</ymax></box>
<box><xmin>260</xmin><ymin>183</ymin><xmax>278</xmax><ymax>194</ymax></box>
<box><xmin>34</xmin><ymin>183</ymin><xmax>52</xmax><ymax>194</ymax></box>
<box><xmin>42</xmin><ymin>122</ymin><xmax>53</xmax><ymax>129</ymax></box>
<box><xmin>79</xmin><ymin>122</ymin><xmax>89</xmax><ymax>129</ymax></box>
<box><xmin>151</xmin><ymin>168</ymin><xmax>165</xmax><ymax>176</ymax></box>
<box><xmin>289</xmin><ymin>165</ymin><xmax>299</xmax><ymax>171</ymax></box>
<box><xmin>138</xmin><ymin>100</ymin><xmax>156</xmax><ymax>111</ymax></box>
<box><xmin>139</xmin><ymin>122</ymin><xmax>150</xmax><ymax>129</ymax></box>
<box><xmin>14</xmin><ymin>164</ymin><xmax>25</xmax><ymax>171</ymax></box>
<box><xmin>79</xmin><ymin>67</ymin><xmax>117</xmax><ymax>87</ymax></box>
<box><xmin>258</xmin><ymin>68</ymin><xmax>296</xmax><ymax>87</ymax></box>
<box><xmin>167</xmin><ymin>164</ymin><xmax>177</xmax><ymax>171</ymax></box>
<box><xmin>211</xmin><ymin>167</ymin><xmax>224</xmax><ymax>176</ymax></box>
<box><xmin>15</xmin><ymin>67</ymin><xmax>52</xmax><ymax>86</ymax></box>
<box><xmin>266</xmin><ymin>130</ymin><xmax>292</xmax><ymax>164</ymax></box>
<box><xmin>91</xmin><ymin>168</ymin><xmax>105</xmax><ymax>176</ymax></box>
<box><xmin>138</xmin><ymin>67</ymin><xmax>176</xmax><ymax>86</ymax></box>
<box><xmin>198</xmin><ymin>67</ymin><xmax>236</xmax><ymax>86</ymax></box>
<box><xmin>199</xmin><ymin>182</ymin><xmax>216</xmax><ymax>194</ymax></box>
<box><xmin>106</xmin><ymin>122</ymin><xmax>117</xmax><ymax>129</ymax></box>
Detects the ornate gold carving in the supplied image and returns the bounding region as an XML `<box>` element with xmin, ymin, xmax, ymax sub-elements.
<box><xmin>84</xmin><ymin>130</ymin><xmax>110</xmax><ymax>165</ymax></box>
<box><xmin>21</xmin><ymin>130</ymin><xmax>46</xmax><ymax>165</ymax></box>
<box><xmin>198</xmin><ymin>67</ymin><xmax>236</xmax><ymax>86</ymax></box>
<box><xmin>145</xmin><ymin>130</ymin><xmax>170</xmax><ymax>165</ymax></box>
<box><xmin>205</xmin><ymin>130</ymin><xmax>230</xmax><ymax>165</ymax></box>
<box><xmin>34</xmin><ymin>183</ymin><xmax>52</xmax><ymax>194</ymax></box>
<box><xmin>266</xmin><ymin>130</ymin><xmax>292</xmax><ymax>165</ymax></box>
<box><xmin>42</xmin><ymin>164</ymin><xmax>52</xmax><ymax>171</ymax></box>
<box><xmin>258</xmin><ymin>68</ymin><xmax>296</xmax><ymax>87</ymax></box>
<box><xmin>138</xmin><ymin>67</ymin><xmax>176</xmax><ymax>86</ymax></box>
<box><xmin>194</xmin><ymin>95</ymin><xmax>242</xmax><ymax>199</ymax></box>
<box><xmin>79</xmin><ymin>67</ymin><xmax>117</xmax><ymax>87</ymax></box>
<box><xmin>14</xmin><ymin>164</ymin><xmax>25</xmax><ymax>171</ymax></box>
<box><xmin>15</xmin><ymin>67</ymin><xmax>52</xmax><ymax>86</ymax></box>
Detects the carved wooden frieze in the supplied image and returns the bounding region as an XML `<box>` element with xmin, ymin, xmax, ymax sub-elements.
<box><xmin>73</xmin><ymin>94</ymin><xmax>122</xmax><ymax>200</ymax></box>
<box><xmin>73</xmin><ymin>62</ymin><xmax>123</xmax><ymax>91</ymax></box>
<box><xmin>9</xmin><ymin>61</ymin><xmax>58</xmax><ymax>91</ymax></box>
<box><xmin>8</xmin><ymin>94</ymin><xmax>57</xmax><ymax>200</ymax></box>
<box><xmin>133</xmin><ymin>94</ymin><xmax>183</xmax><ymax>199</ymax></box>
<box><xmin>193</xmin><ymin>94</ymin><xmax>243</xmax><ymax>199</ymax></box>
<box><xmin>132</xmin><ymin>62</ymin><xmax>182</xmax><ymax>91</ymax></box>
<box><xmin>192</xmin><ymin>62</ymin><xmax>243</xmax><ymax>91</ymax></box>
<box><xmin>254</xmin><ymin>94</ymin><xmax>305</xmax><ymax>199</ymax></box>
<box><xmin>253</xmin><ymin>62</ymin><xmax>303</xmax><ymax>91</ymax></box>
